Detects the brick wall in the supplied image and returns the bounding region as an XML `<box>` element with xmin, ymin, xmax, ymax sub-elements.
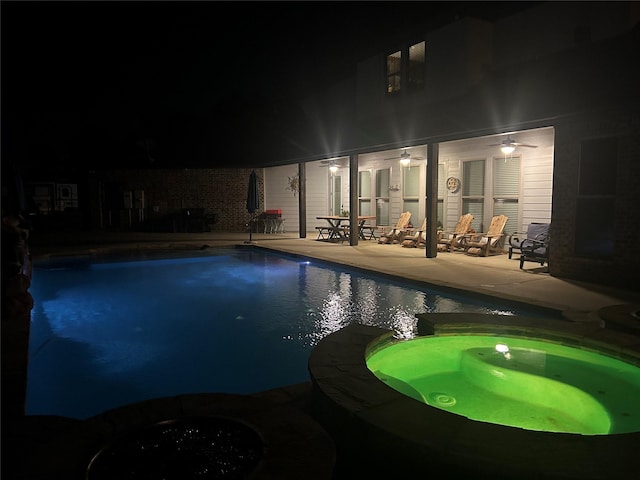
<box><xmin>91</xmin><ymin>168</ymin><xmax>264</xmax><ymax>232</ymax></box>
<box><xmin>550</xmin><ymin>110</ymin><xmax>640</xmax><ymax>290</ymax></box>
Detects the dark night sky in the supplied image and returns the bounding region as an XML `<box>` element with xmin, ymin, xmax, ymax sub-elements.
<box><xmin>1</xmin><ymin>1</ymin><xmax>540</xmax><ymax>173</ymax></box>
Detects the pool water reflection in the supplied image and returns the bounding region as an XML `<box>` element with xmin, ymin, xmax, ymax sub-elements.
<box><xmin>27</xmin><ymin>248</ymin><xmax>557</xmax><ymax>419</ymax></box>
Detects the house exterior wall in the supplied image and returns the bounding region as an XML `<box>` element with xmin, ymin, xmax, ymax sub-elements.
<box><xmin>550</xmin><ymin>111</ymin><xmax>640</xmax><ymax>288</ymax></box>
<box><xmin>279</xmin><ymin>1</ymin><xmax>637</xmax><ymax>289</ymax></box>
<box><xmin>492</xmin><ymin>2</ymin><xmax>633</xmax><ymax>70</ymax></box>
<box><xmin>355</xmin><ymin>16</ymin><xmax>494</xmax><ymax>129</ymax></box>
<box><xmin>304</xmin><ymin>164</ymin><xmax>331</xmax><ymax>230</ymax></box>
<box><xmin>263</xmin><ymin>164</ymin><xmax>300</xmax><ymax>232</ymax></box>
<box><xmin>414</xmin><ymin>17</ymin><xmax>494</xmax><ymax>104</ymax></box>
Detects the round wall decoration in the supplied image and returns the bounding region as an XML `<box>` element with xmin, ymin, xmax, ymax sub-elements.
<box><xmin>446</xmin><ymin>177</ymin><xmax>461</xmax><ymax>193</ymax></box>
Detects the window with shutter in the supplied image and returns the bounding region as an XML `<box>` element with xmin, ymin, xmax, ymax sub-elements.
<box><xmin>358</xmin><ymin>170</ymin><xmax>372</xmax><ymax>216</ymax></box>
<box><xmin>375</xmin><ymin>168</ymin><xmax>390</xmax><ymax>225</ymax></box>
<box><xmin>493</xmin><ymin>156</ymin><xmax>520</xmax><ymax>235</ymax></box>
<box><xmin>462</xmin><ymin>160</ymin><xmax>485</xmax><ymax>232</ymax></box>
<box><xmin>402</xmin><ymin>166</ymin><xmax>420</xmax><ymax>222</ymax></box>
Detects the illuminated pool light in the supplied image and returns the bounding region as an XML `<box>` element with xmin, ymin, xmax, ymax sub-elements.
<box><xmin>495</xmin><ymin>342</ymin><xmax>511</xmax><ymax>359</ymax></box>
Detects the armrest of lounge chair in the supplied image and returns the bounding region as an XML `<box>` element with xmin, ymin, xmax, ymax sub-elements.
<box><xmin>437</xmin><ymin>230</ymin><xmax>459</xmax><ymax>241</ymax></box>
<box><xmin>519</xmin><ymin>237</ymin><xmax>550</xmax><ymax>269</ymax></box>
<box><xmin>508</xmin><ymin>231</ymin><xmax>528</xmax><ymax>259</ymax></box>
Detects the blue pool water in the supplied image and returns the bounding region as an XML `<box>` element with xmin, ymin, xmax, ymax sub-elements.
<box><xmin>27</xmin><ymin>247</ymin><xmax>557</xmax><ymax>419</ymax></box>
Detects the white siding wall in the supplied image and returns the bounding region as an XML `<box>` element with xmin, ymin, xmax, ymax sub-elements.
<box><xmin>520</xmin><ymin>149</ymin><xmax>554</xmax><ymax>231</ymax></box>
<box><xmin>517</xmin><ymin>127</ymin><xmax>555</xmax><ymax>231</ymax></box>
<box><xmin>263</xmin><ymin>165</ymin><xmax>299</xmax><ymax>232</ymax></box>
<box><xmin>305</xmin><ymin>163</ymin><xmax>331</xmax><ymax>231</ymax></box>
<box><xmin>388</xmin><ymin>163</ymin><xmax>404</xmax><ymax>225</ymax></box>
<box><xmin>440</xmin><ymin>156</ymin><xmax>464</xmax><ymax>231</ymax></box>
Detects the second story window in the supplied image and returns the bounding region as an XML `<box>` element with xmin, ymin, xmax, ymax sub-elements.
<box><xmin>386</xmin><ymin>41</ymin><xmax>426</xmax><ymax>95</ymax></box>
<box><xmin>386</xmin><ymin>50</ymin><xmax>402</xmax><ymax>93</ymax></box>
<box><xmin>408</xmin><ymin>41</ymin><xmax>425</xmax><ymax>91</ymax></box>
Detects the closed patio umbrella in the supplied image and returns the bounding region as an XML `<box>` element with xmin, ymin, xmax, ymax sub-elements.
<box><xmin>246</xmin><ymin>170</ymin><xmax>259</xmax><ymax>242</ymax></box>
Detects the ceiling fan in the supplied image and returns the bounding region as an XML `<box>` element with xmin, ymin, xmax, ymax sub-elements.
<box><xmin>384</xmin><ymin>149</ymin><xmax>424</xmax><ymax>164</ymax></box>
<box><xmin>319</xmin><ymin>159</ymin><xmax>347</xmax><ymax>171</ymax></box>
<box><xmin>489</xmin><ymin>136</ymin><xmax>538</xmax><ymax>154</ymax></box>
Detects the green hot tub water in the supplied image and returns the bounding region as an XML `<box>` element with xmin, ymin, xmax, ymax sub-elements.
<box><xmin>366</xmin><ymin>335</ymin><xmax>640</xmax><ymax>435</ymax></box>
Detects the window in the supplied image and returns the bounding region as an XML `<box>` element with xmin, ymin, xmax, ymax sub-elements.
<box><xmin>408</xmin><ymin>41</ymin><xmax>426</xmax><ymax>91</ymax></box>
<box><xmin>375</xmin><ymin>168</ymin><xmax>390</xmax><ymax>225</ymax></box>
<box><xmin>493</xmin><ymin>156</ymin><xmax>520</xmax><ymax>235</ymax></box>
<box><xmin>575</xmin><ymin>137</ymin><xmax>618</xmax><ymax>257</ymax></box>
<box><xmin>422</xmin><ymin>163</ymin><xmax>445</xmax><ymax>229</ymax></box>
<box><xmin>332</xmin><ymin>175</ymin><xmax>342</xmax><ymax>216</ymax></box>
<box><xmin>436</xmin><ymin>163</ymin><xmax>445</xmax><ymax>229</ymax></box>
<box><xmin>386</xmin><ymin>41</ymin><xmax>425</xmax><ymax>95</ymax></box>
<box><xmin>462</xmin><ymin>160</ymin><xmax>485</xmax><ymax>232</ymax></box>
<box><xmin>358</xmin><ymin>170</ymin><xmax>372</xmax><ymax>215</ymax></box>
<box><xmin>386</xmin><ymin>50</ymin><xmax>402</xmax><ymax>93</ymax></box>
<box><xmin>402</xmin><ymin>166</ymin><xmax>420</xmax><ymax>224</ymax></box>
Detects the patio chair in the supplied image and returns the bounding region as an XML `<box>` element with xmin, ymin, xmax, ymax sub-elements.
<box><xmin>509</xmin><ymin>222</ymin><xmax>550</xmax><ymax>259</ymax></box>
<box><xmin>378</xmin><ymin>211</ymin><xmax>412</xmax><ymax>244</ymax></box>
<box><xmin>436</xmin><ymin>213</ymin><xmax>474</xmax><ymax>252</ymax></box>
<box><xmin>519</xmin><ymin>223</ymin><xmax>550</xmax><ymax>269</ymax></box>
<box><xmin>401</xmin><ymin>218</ymin><xmax>427</xmax><ymax>248</ymax></box>
<box><xmin>465</xmin><ymin>214</ymin><xmax>509</xmax><ymax>257</ymax></box>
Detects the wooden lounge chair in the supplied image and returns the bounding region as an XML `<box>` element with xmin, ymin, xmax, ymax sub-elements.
<box><xmin>465</xmin><ymin>214</ymin><xmax>509</xmax><ymax>256</ymax></box>
<box><xmin>378</xmin><ymin>211</ymin><xmax>412</xmax><ymax>244</ymax></box>
<box><xmin>437</xmin><ymin>213</ymin><xmax>474</xmax><ymax>252</ymax></box>
<box><xmin>401</xmin><ymin>218</ymin><xmax>427</xmax><ymax>248</ymax></box>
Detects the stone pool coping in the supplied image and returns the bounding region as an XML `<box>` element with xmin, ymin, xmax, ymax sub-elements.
<box><xmin>308</xmin><ymin>315</ymin><xmax>640</xmax><ymax>479</ymax></box>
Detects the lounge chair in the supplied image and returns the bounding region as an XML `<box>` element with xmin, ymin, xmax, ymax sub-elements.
<box><xmin>401</xmin><ymin>218</ymin><xmax>427</xmax><ymax>248</ymax></box>
<box><xmin>465</xmin><ymin>214</ymin><xmax>509</xmax><ymax>256</ymax></box>
<box><xmin>518</xmin><ymin>223</ymin><xmax>550</xmax><ymax>269</ymax></box>
<box><xmin>378</xmin><ymin>211</ymin><xmax>412</xmax><ymax>244</ymax></box>
<box><xmin>509</xmin><ymin>222</ymin><xmax>550</xmax><ymax>259</ymax></box>
<box><xmin>436</xmin><ymin>213</ymin><xmax>474</xmax><ymax>252</ymax></box>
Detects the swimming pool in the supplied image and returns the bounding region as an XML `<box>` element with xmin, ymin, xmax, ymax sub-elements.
<box><xmin>27</xmin><ymin>247</ymin><xmax>559</xmax><ymax>419</ymax></box>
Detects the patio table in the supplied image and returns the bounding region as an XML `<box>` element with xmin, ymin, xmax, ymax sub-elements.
<box><xmin>316</xmin><ymin>216</ymin><xmax>376</xmax><ymax>242</ymax></box>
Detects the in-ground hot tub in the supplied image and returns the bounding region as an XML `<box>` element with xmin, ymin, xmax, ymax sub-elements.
<box><xmin>308</xmin><ymin>314</ymin><xmax>640</xmax><ymax>479</ymax></box>
<box><xmin>367</xmin><ymin>334</ymin><xmax>640</xmax><ymax>435</ymax></box>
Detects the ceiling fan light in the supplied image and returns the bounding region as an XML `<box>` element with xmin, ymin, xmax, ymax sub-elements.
<box><xmin>501</xmin><ymin>145</ymin><xmax>515</xmax><ymax>155</ymax></box>
<box><xmin>400</xmin><ymin>157</ymin><xmax>411</xmax><ymax>166</ymax></box>
<box><xmin>329</xmin><ymin>165</ymin><xmax>338</xmax><ymax>172</ymax></box>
